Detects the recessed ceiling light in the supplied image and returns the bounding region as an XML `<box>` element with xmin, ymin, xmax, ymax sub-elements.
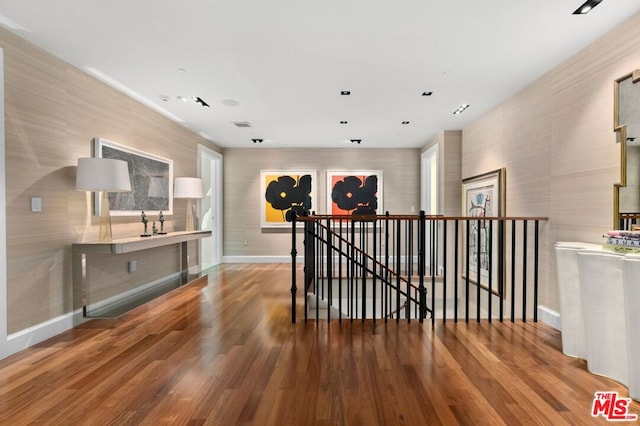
<box><xmin>341</xmin><ymin>90</ymin><xmax>351</xmax><ymax>96</ymax></box>
<box><xmin>340</xmin><ymin>121</ymin><xmax>348</xmax><ymax>124</ymax></box>
<box><xmin>401</xmin><ymin>121</ymin><xmax>410</xmax><ymax>125</ymax></box>
<box><xmin>159</xmin><ymin>94</ymin><xmax>170</xmax><ymax>102</ymax></box>
<box><xmin>453</xmin><ymin>104</ymin><xmax>470</xmax><ymax>115</ymax></box>
<box><xmin>222</xmin><ymin>99</ymin><xmax>240</xmax><ymax>107</ymax></box>
<box><xmin>421</xmin><ymin>91</ymin><xmax>433</xmax><ymax>96</ymax></box>
<box><xmin>177</xmin><ymin>68</ymin><xmax>187</xmax><ymax>73</ymax></box>
<box><xmin>177</xmin><ymin>96</ymin><xmax>188</xmax><ymax>103</ymax></box>
<box><xmin>233</xmin><ymin>122</ymin><xmax>252</xmax><ymax>128</ymax></box>
<box><xmin>573</xmin><ymin>0</ymin><xmax>603</xmax><ymax>14</ymax></box>
<box><xmin>191</xmin><ymin>96</ymin><xmax>210</xmax><ymax>107</ymax></box>
<box><xmin>350</xmin><ymin>139</ymin><xmax>362</xmax><ymax>144</ymax></box>
<box><xmin>252</xmin><ymin>139</ymin><xmax>263</xmax><ymax>144</ymax></box>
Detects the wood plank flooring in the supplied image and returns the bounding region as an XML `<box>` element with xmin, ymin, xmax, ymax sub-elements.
<box><xmin>0</xmin><ymin>263</ymin><xmax>637</xmax><ymax>425</ymax></box>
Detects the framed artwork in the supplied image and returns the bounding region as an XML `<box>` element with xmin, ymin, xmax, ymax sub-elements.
<box><xmin>462</xmin><ymin>168</ymin><xmax>506</xmax><ymax>296</ymax></box>
<box><xmin>326</xmin><ymin>170</ymin><xmax>383</xmax><ymax>216</ymax></box>
<box><xmin>261</xmin><ymin>170</ymin><xmax>317</xmax><ymax>228</ymax></box>
<box><xmin>95</xmin><ymin>137</ymin><xmax>173</xmax><ymax>216</ymax></box>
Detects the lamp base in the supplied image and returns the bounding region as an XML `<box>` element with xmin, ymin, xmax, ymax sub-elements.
<box><xmin>98</xmin><ymin>191</ymin><xmax>113</xmax><ymax>242</ymax></box>
<box><xmin>185</xmin><ymin>198</ymin><xmax>195</xmax><ymax>232</ymax></box>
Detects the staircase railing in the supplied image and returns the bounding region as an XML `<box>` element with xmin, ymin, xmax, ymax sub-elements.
<box><xmin>291</xmin><ymin>213</ymin><xmax>548</xmax><ymax>325</ymax></box>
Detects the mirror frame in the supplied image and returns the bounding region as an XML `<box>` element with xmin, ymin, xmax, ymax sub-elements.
<box><xmin>613</xmin><ymin>69</ymin><xmax>640</xmax><ymax>229</ymax></box>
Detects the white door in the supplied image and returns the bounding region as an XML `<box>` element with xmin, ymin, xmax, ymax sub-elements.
<box><xmin>198</xmin><ymin>145</ymin><xmax>223</xmax><ymax>269</ymax></box>
<box><xmin>421</xmin><ymin>145</ymin><xmax>438</xmax><ymax>215</ymax></box>
<box><xmin>421</xmin><ymin>146</ymin><xmax>439</xmax><ymax>274</ymax></box>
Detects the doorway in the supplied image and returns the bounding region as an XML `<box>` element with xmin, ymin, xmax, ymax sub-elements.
<box><xmin>421</xmin><ymin>145</ymin><xmax>439</xmax><ymax>215</ymax></box>
<box><xmin>197</xmin><ymin>145</ymin><xmax>223</xmax><ymax>270</ymax></box>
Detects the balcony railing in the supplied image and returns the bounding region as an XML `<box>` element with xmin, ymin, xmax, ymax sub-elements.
<box><xmin>290</xmin><ymin>213</ymin><xmax>548</xmax><ymax>325</ymax></box>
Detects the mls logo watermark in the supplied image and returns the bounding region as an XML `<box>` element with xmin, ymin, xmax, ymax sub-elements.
<box><xmin>591</xmin><ymin>391</ymin><xmax>638</xmax><ymax>421</ymax></box>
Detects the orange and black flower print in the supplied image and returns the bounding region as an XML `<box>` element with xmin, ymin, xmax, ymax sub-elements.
<box><xmin>331</xmin><ymin>175</ymin><xmax>378</xmax><ymax>215</ymax></box>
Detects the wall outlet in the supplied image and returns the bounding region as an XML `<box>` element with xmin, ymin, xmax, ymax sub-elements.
<box><xmin>243</xmin><ymin>240</ymin><xmax>248</xmax><ymax>246</ymax></box>
<box><xmin>128</xmin><ymin>260</ymin><xmax>137</xmax><ymax>273</ymax></box>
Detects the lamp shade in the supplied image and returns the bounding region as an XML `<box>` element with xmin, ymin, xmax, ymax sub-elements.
<box><xmin>174</xmin><ymin>177</ymin><xmax>203</xmax><ymax>199</ymax></box>
<box><xmin>76</xmin><ymin>158</ymin><xmax>131</xmax><ymax>192</ymax></box>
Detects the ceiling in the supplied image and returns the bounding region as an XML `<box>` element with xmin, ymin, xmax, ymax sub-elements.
<box><xmin>1</xmin><ymin>1</ymin><xmax>639</xmax><ymax>149</ymax></box>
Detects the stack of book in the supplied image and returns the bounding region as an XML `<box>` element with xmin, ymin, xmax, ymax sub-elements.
<box><xmin>604</xmin><ymin>230</ymin><xmax>640</xmax><ymax>253</ymax></box>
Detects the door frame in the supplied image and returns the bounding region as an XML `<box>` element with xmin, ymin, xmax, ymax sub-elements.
<box><xmin>197</xmin><ymin>144</ymin><xmax>223</xmax><ymax>268</ymax></box>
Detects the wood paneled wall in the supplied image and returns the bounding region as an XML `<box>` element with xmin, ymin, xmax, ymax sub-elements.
<box><xmin>222</xmin><ymin>148</ymin><xmax>421</xmax><ymax>257</ymax></box>
<box><xmin>0</xmin><ymin>28</ymin><xmax>220</xmax><ymax>333</ymax></box>
<box><xmin>462</xmin><ymin>12</ymin><xmax>640</xmax><ymax>312</ymax></box>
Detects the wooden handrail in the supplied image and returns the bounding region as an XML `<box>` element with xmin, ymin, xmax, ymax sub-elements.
<box><xmin>297</xmin><ymin>214</ymin><xmax>549</xmax><ymax>221</ymax></box>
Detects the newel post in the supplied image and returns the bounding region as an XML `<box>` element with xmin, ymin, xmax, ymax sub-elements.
<box><xmin>290</xmin><ymin>212</ymin><xmax>297</xmax><ymax>323</ymax></box>
<box><xmin>418</xmin><ymin>210</ymin><xmax>427</xmax><ymax>323</ymax></box>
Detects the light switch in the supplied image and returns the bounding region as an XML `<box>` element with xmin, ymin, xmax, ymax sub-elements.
<box><xmin>31</xmin><ymin>197</ymin><xmax>42</xmax><ymax>213</ymax></box>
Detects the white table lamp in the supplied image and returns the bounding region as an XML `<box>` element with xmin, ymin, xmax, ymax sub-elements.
<box><xmin>174</xmin><ymin>177</ymin><xmax>203</xmax><ymax>232</ymax></box>
<box><xmin>76</xmin><ymin>157</ymin><xmax>131</xmax><ymax>242</ymax></box>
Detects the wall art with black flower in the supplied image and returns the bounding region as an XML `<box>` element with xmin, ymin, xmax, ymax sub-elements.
<box><xmin>260</xmin><ymin>170</ymin><xmax>317</xmax><ymax>228</ymax></box>
<box><xmin>326</xmin><ymin>170</ymin><xmax>383</xmax><ymax>216</ymax></box>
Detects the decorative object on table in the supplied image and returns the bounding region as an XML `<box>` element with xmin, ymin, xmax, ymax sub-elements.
<box><xmin>158</xmin><ymin>211</ymin><xmax>167</xmax><ymax>235</ymax></box>
<box><xmin>461</xmin><ymin>168</ymin><xmax>506</xmax><ymax>297</ymax></box>
<box><xmin>94</xmin><ymin>137</ymin><xmax>173</xmax><ymax>216</ymax></box>
<box><xmin>174</xmin><ymin>177</ymin><xmax>204</xmax><ymax>232</ymax></box>
<box><xmin>326</xmin><ymin>170</ymin><xmax>382</xmax><ymax>225</ymax></box>
<box><xmin>260</xmin><ymin>170</ymin><xmax>316</xmax><ymax>228</ymax></box>
<box><xmin>152</xmin><ymin>222</ymin><xmax>158</xmax><ymax>236</ymax></box>
<box><xmin>76</xmin><ymin>157</ymin><xmax>131</xmax><ymax>242</ymax></box>
<box><xmin>140</xmin><ymin>211</ymin><xmax>151</xmax><ymax>237</ymax></box>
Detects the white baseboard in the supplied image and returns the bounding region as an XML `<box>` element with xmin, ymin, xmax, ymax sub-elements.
<box><xmin>7</xmin><ymin>309</ymin><xmax>85</xmax><ymax>357</ymax></box>
<box><xmin>220</xmin><ymin>255</ymin><xmax>426</xmax><ymax>265</ymax></box>
<box><xmin>86</xmin><ymin>272</ymin><xmax>181</xmax><ymax>313</ymax></box>
<box><xmin>222</xmin><ymin>255</ymin><xmax>303</xmax><ymax>263</ymax></box>
<box><xmin>537</xmin><ymin>305</ymin><xmax>560</xmax><ymax>330</ymax></box>
<box><xmin>4</xmin><ymin>272</ymin><xmax>184</xmax><ymax>359</ymax></box>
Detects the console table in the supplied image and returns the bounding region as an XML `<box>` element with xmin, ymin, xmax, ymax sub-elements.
<box><xmin>555</xmin><ymin>242</ymin><xmax>640</xmax><ymax>401</ymax></box>
<box><xmin>72</xmin><ymin>230</ymin><xmax>212</xmax><ymax>317</ymax></box>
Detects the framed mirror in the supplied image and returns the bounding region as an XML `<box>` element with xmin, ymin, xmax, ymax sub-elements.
<box><xmin>614</xmin><ymin>69</ymin><xmax>640</xmax><ymax>230</ymax></box>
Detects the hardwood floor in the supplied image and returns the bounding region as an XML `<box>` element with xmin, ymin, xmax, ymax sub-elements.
<box><xmin>0</xmin><ymin>263</ymin><xmax>637</xmax><ymax>425</ymax></box>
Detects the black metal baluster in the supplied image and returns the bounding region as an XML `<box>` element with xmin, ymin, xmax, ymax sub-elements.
<box><xmin>511</xmin><ymin>220</ymin><xmax>516</xmax><ymax>323</ymax></box>
<box><xmin>361</xmin><ymin>220</ymin><xmax>366</xmax><ymax>322</ymax></box>
<box><xmin>396</xmin><ymin>218</ymin><xmax>402</xmax><ymax>322</ymax></box>
<box><xmin>339</xmin><ymin>219</ymin><xmax>343</xmax><ymax>322</ymax></box>
<box><xmin>351</xmin><ymin>220</ymin><xmax>355</xmax><ymax>322</ymax></box>
<box><xmin>326</xmin><ymin>218</ymin><xmax>332</xmax><ymax>322</ymax></box>
<box><xmin>499</xmin><ymin>219</ymin><xmax>505</xmax><ymax>322</ymax></box>
<box><xmin>442</xmin><ymin>219</ymin><xmax>447</xmax><ymax>324</ymax></box>
<box><xmin>522</xmin><ymin>220</ymin><xmax>528</xmax><ymax>322</ymax></box>
<box><xmin>465</xmin><ymin>220</ymin><xmax>470</xmax><ymax>323</ymax></box>
<box><xmin>454</xmin><ymin>220</ymin><xmax>459</xmax><ymax>323</ymax></box>
<box><xmin>373</xmin><ymin>217</ymin><xmax>377</xmax><ymax>324</ymax></box>
<box><xmin>291</xmin><ymin>213</ymin><xmax>297</xmax><ymax>323</ymax></box>
<box><xmin>385</xmin><ymin>213</ymin><xmax>390</xmax><ymax>322</ymax></box>
<box><xmin>317</xmin><ymin>219</ymin><xmax>322</xmax><ymax>323</ymax></box>
<box><xmin>534</xmin><ymin>220</ymin><xmax>540</xmax><ymax>323</ymax></box>
<box><xmin>476</xmin><ymin>218</ymin><xmax>481</xmax><ymax>322</ymax></box>
<box><xmin>488</xmin><ymin>220</ymin><xmax>493</xmax><ymax>323</ymax></box>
